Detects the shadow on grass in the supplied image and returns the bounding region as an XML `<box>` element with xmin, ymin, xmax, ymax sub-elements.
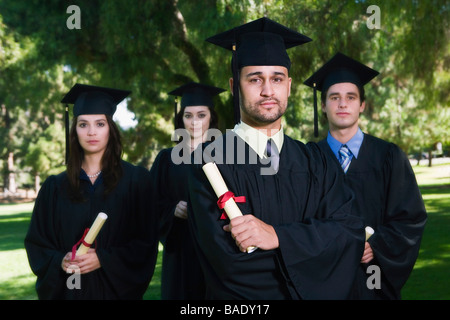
<box><xmin>0</xmin><ymin>273</ymin><xmax>37</xmax><ymax>300</ymax></box>
<box><xmin>402</xmin><ymin>186</ymin><xmax>450</xmax><ymax>299</ymax></box>
<box><xmin>0</xmin><ymin>212</ymin><xmax>31</xmax><ymax>251</ymax></box>
<box><xmin>420</xmin><ymin>184</ymin><xmax>450</xmax><ymax>193</ymax></box>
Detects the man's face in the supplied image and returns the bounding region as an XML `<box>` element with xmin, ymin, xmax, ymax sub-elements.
<box><xmin>236</xmin><ymin>65</ymin><xmax>291</xmax><ymax>128</ymax></box>
<box><xmin>322</xmin><ymin>82</ymin><xmax>365</xmax><ymax>131</ymax></box>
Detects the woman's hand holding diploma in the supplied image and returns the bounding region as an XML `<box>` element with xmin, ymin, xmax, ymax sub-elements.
<box><xmin>62</xmin><ymin>248</ymin><xmax>101</xmax><ymax>274</ymax></box>
<box><xmin>62</xmin><ymin>212</ymin><xmax>107</xmax><ymax>274</ymax></box>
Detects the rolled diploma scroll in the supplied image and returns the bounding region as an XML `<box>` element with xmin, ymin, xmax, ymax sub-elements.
<box><xmin>76</xmin><ymin>212</ymin><xmax>108</xmax><ymax>256</ymax></box>
<box><xmin>202</xmin><ymin>162</ymin><xmax>257</xmax><ymax>253</ymax></box>
<box><xmin>365</xmin><ymin>226</ymin><xmax>375</xmax><ymax>241</ymax></box>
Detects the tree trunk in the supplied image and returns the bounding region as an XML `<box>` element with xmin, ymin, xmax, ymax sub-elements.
<box><xmin>7</xmin><ymin>152</ymin><xmax>16</xmax><ymax>193</ymax></box>
<box><xmin>35</xmin><ymin>173</ymin><xmax>41</xmax><ymax>194</ymax></box>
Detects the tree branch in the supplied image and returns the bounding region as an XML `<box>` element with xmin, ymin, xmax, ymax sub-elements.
<box><xmin>171</xmin><ymin>0</ymin><xmax>211</xmax><ymax>84</ymax></box>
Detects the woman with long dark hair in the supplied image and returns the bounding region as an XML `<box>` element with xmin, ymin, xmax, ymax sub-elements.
<box><xmin>150</xmin><ymin>82</ymin><xmax>224</xmax><ymax>299</ymax></box>
<box><xmin>25</xmin><ymin>84</ymin><xmax>159</xmax><ymax>299</ymax></box>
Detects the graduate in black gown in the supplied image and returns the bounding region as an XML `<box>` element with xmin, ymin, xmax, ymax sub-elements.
<box><xmin>150</xmin><ymin>82</ymin><xmax>225</xmax><ymax>299</ymax></box>
<box><xmin>187</xmin><ymin>18</ymin><xmax>366</xmax><ymax>300</ymax></box>
<box><xmin>24</xmin><ymin>84</ymin><xmax>159</xmax><ymax>299</ymax></box>
<box><xmin>304</xmin><ymin>53</ymin><xmax>427</xmax><ymax>299</ymax></box>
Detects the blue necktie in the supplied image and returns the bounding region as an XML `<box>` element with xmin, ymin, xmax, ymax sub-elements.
<box><xmin>266</xmin><ymin>139</ymin><xmax>280</xmax><ymax>173</ymax></box>
<box><xmin>339</xmin><ymin>144</ymin><xmax>352</xmax><ymax>173</ymax></box>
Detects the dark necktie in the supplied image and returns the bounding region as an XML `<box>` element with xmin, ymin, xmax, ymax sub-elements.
<box><xmin>265</xmin><ymin>139</ymin><xmax>280</xmax><ymax>173</ymax></box>
<box><xmin>339</xmin><ymin>144</ymin><xmax>352</xmax><ymax>173</ymax></box>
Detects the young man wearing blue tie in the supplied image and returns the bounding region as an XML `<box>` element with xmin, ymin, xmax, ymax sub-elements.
<box><xmin>304</xmin><ymin>52</ymin><xmax>427</xmax><ymax>299</ymax></box>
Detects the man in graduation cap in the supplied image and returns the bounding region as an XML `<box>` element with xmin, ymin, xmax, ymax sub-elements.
<box><xmin>186</xmin><ymin>18</ymin><xmax>366</xmax><ymax>299</ymax></box>
<box><xmin>150</xmin><ymin>82</ymin><xmax>225</xmax><ymax>299</ymax></box>
<box><xmin>25</xmin><ymin>84</ymin><xmax>159</xmax><ymax>299</ymax></box>
<box><xmin>304</xmin><ymin>52</ymin><xmax>427</xmax><ymax>299</ymax></box>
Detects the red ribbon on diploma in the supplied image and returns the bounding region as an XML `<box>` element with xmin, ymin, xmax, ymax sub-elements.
<box><xmin>71</xmin><ymin>228</ymin><xmax>96</xmax><ymax>260</ymax></box>
<box><xmin>217</xmin><ymin>191</ymin><xmax>246</xmax><ymax>220</ymax></box>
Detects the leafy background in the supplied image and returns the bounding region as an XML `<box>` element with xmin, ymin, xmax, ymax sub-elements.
<box><xmin>0</xmin><ymin>0</ymin><xmax>448</xmax><ymax>189</ymax></box>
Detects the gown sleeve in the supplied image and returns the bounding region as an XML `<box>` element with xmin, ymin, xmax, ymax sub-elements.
<box><xmin>368</xmin><ymin>143</ymin><xmax>427</xmax><ymax>298</ymax></box>
<box><xmin>24</xmin><ymin>175</ymin><xmax>67</xmax><ymax>299</ymax></box>
<box><xmin>274</xmin><ymin>142</ymin><xmax>365</xmax><ymax>299</ymax></box>
<box><xmin>95</xmin><ymin>165</ymin><xmax>159</xmax><ymax>299</ymax></box>
<box><xmin>149</xmin><ymin>149</ymin><xmax>178</xmax><ymax>244</ymax></box>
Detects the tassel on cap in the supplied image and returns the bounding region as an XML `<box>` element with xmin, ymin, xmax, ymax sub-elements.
<box><xmin>65</xmin><ymin>104</ymin><xmax>69</xmax><ymax>164</ymax></box>
<box><xmin>232</xmin><ymin>43</ymin><xmax>240</xmax><ymax>124</ymax></box>
<box><xmin>313</xmin><ymin>83</ymin><xmax>318</xmax><ymax>137</ymax></box>
<box><xmin>173</xmin><ymin>97</ymin><xmax>178</xmax><ymax>129</ymax></box>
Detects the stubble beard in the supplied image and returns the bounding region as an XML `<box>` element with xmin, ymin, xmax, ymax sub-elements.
<box><xmin>240</xmin><ymin>97</ymin><xmax>286</xmax><ymax>125</ymax></box>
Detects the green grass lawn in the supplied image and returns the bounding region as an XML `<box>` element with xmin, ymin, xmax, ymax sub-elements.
<box><xmin>0</xmin><ymin>203</ymin><xmax>37</xmax><ymax>300</ymax></box>
<box><xmin>401</xmin><ymin>184</ymin><xmax>450</xmax><ymax>299</ymax></box>
<box><xmin>0</xmin><ymin>202</ymin><xmax>164</xmax><ymax>300</ymax></box>
<box><xmin>1</xmin><ymin>162</ymin><xmax>449</xmax><ymax>300</ymax></box>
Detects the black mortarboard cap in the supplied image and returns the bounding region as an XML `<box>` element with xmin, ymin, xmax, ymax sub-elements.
<box><xmin>303</xmin><ymin>52</ymin><xmax>379</xmax><ymax>137</ymax></box>
<box><xmin>61</xmin><ymin>83</ymin><xmax>131</xmax><ymax>162</ymax></box>
<box><xmin>206</xmin><ymin>17</ymin><xmax>312</xmax><ymax>124</ymax></box>
<box><xmin>61</xmin><ymin>83</ymin><xmax>131</xmax><ymax>117</ymax></box>
<box><xmin>168</xmin><ymin>82</ymin><xmax>225</xmax><ymax>127</ymax></box>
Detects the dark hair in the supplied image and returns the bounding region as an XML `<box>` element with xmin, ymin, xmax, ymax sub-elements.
<box><xmin>320</xmin><ymin>85</ymin><xmax>365</xmax><ymax>105</ymax></box>
<box><xmin>175</xmin><ymin>107</ymin><xmax>219</xmax><ymax>130</ymax></box>
<box><xmin>66</xmin><ymin>115</ymin><xmax>123</xmax><ymax>201</ymax></box>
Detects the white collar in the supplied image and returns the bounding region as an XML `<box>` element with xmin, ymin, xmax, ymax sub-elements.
<box><xmin>232</xmin><ymin>121</ymin><xmax>284</xmax><ymax>159</ymax></box>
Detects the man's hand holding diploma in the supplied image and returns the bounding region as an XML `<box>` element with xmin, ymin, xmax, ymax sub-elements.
<box><xmin>223</xmin><ymin>215</ymin><xmax>279</xmax><ymax>253</ymax></box>
<box><xmin>202</xmin><ymin>162</ymin><xmax>258</xmax><ymax>253</ymax></box>
<box><xmin>361</xmin><ymin>226</ymin><xmax>375</xmax><ymax>264</ymax></box>
<box><xmin>361</xmin><ymin>242</ymin><xmax>374</xmax><ymax>264</ymax></box>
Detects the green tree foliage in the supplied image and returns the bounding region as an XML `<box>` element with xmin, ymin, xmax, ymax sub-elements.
<box><xmin>0</xmin><ymin>0</ymin><xmax>448</xmax><ymax>189</ymax></box>
<box><xmin>25</xmin><ymin>123</ymin><xmax>65</xmax><ymax>180</ymax></box>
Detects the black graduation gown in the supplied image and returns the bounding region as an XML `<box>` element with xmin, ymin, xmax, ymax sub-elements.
<box><xmin>318</xmin><ymin>134</ymin><xmax>427</xmax><ymax>299</ymax></box>
<box><xmin>187</xmin><ymin>132</ymin><xmax>365</xmax><ymax>300</ymax></box>
<box><xmin>150</xmin><ymin>148</ymin><xmax>205</xmax><ymax>299</ymax></box>
<box><xmin>24</xmin><ymin>160</ymin><xmax>159</xmax><ymax>300</ymax></box>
